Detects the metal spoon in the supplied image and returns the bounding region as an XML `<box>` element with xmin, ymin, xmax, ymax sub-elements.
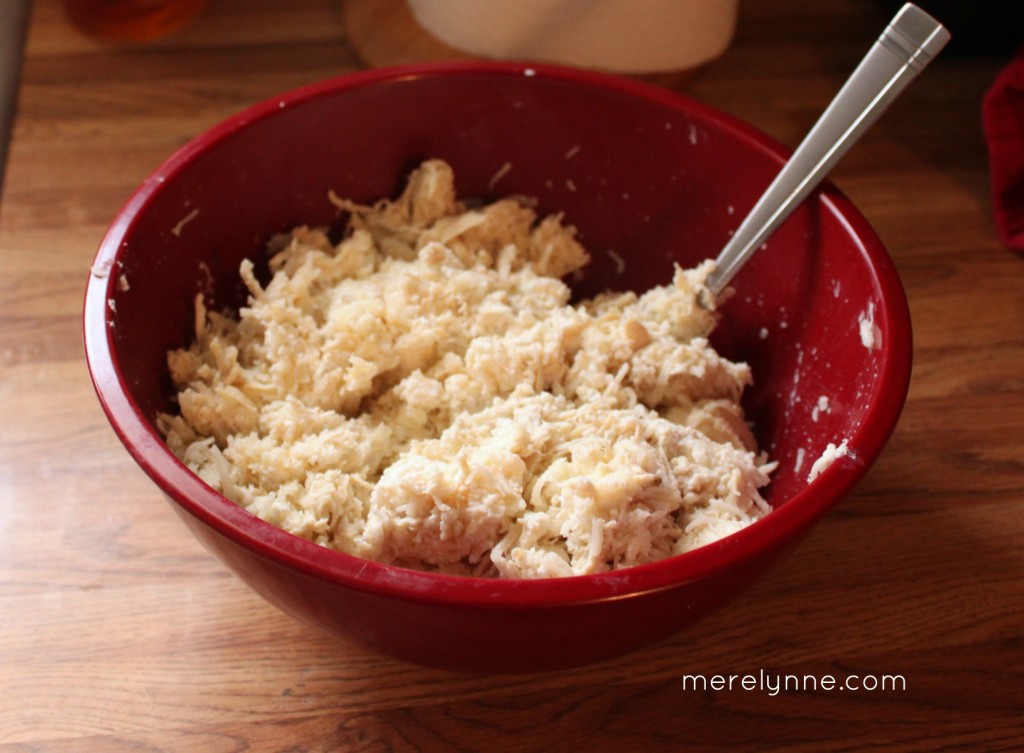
<box><xmin>705</xmin><ymin>2</ymin><xmax>950</xmax><ymax>297</ymax></box>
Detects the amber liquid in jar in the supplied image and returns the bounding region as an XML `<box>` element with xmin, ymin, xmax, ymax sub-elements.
<box><xmin>62</xmin><ymin>0</ymin><xmax>207</xmax><ymax>43</ymax></box>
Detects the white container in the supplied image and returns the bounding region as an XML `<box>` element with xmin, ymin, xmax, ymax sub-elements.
<box><xmin>406</xmin><ymin>0</ymin><xmax>740</xmax><ymax>74</ymax></box>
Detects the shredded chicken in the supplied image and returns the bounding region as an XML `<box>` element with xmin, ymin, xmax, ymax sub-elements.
<box><xmin>160</xmin><ymin>159</ymin><xmax>774</xmax><ymax>578</ymax></box>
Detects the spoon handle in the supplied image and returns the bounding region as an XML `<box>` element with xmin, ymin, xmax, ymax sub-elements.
<box><xmin>706</xmin><ymin>3</ymin><xmax>950</xmax><ymax>296</ymax></box>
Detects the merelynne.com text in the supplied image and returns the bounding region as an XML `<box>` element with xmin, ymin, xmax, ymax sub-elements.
<box><xmin>681</xmin><ymin>670</ymin><xmax>907</xmax><ymax>696</ymax></box>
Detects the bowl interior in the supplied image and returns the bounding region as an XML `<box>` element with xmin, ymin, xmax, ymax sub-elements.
<box><xmin>86</xmin><ymin>63</ymin><xmax>911</xmax><ymax>589</ymax></box>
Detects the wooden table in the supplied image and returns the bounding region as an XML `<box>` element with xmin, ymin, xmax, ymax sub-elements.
<box><xmin>2</xmin><ymin>1</ymin><xmax>1022</xmax><ymax>750</ymax></box>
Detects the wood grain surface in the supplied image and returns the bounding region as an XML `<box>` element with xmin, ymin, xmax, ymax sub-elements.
<box><xmin>1</xmin><ymin>0</ymin><xmax>1022</xmax><ymax>750</ymax></box>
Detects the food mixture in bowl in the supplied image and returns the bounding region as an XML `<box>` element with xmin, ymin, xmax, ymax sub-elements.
<box><xmin>159</xmin><ymin>160</ymin><xmax>775</xmax><ymax>578</ymax></box>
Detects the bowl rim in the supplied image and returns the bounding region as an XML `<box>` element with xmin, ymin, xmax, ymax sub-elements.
<box><xmin>83</xmin><ymin>59</ymin><xmax>912</xmax><ymax>608</ymax></box>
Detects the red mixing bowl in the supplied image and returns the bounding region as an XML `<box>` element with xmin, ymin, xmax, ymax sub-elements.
<box><xmin>83</xmin><ymin>61</ymin><xmax>912</xmax><ymax>673</ymax></box>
